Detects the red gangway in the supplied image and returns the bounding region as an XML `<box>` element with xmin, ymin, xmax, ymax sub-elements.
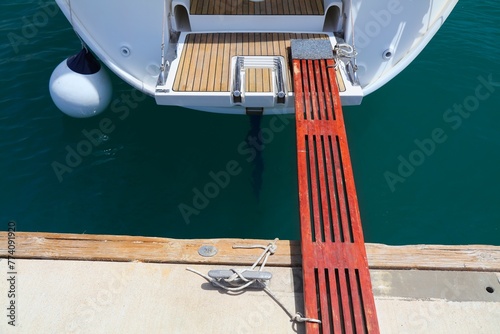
<box><xmin>293</xmin><ymin>56</ymin><xmax>380</xmax><ymax>333</ymax></box>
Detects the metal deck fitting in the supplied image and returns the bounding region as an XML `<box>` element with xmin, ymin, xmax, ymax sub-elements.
<box><xmin>293</xmin><ymin>43</ymin><xmax>380</xmax><ymax>333</ymax></box>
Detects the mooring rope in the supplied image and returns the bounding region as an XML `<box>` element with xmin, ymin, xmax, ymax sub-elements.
<box><xmin>334</xmin><ymin>43</ymin><xmax>358</xmax><ymax>59</ymax></box>
<box><xmin>187</xmin><ymin>238</ymin><xmax>321</xmax><ymax>324</ymax></box>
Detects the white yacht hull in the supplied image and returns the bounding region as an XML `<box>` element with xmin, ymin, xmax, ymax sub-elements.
<box><xmin>55</xmin><ymin>0</ymin><xmax>458</xmax><ymax>114</ymax></box>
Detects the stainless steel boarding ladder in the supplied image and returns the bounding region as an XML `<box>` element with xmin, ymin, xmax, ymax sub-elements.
<box><xmin>231</xmin><ymin>56</ymin><xmax>288</xmax><ymax>105</ymax></box>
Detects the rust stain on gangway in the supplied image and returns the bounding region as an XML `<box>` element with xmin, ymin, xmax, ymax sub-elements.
<box><xmin>293</xmin><ymin>52</ymin><xmax>380</xmax><ymax>333</ymax></box>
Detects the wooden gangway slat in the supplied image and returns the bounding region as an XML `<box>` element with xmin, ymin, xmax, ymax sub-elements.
<box><xmin>294</xmin><ymin>58</ymin><xmax>380</xmax><ymax>333</ymax></box>
<box><xmin>190</xmin><ymin>0</ymin><xmax>325</xmax><ymax>15</ymax></box>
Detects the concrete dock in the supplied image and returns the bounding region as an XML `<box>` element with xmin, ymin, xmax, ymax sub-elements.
<box><xmin>0</xmin><ymin>232</ymin><xmax>499</xmax><ymax>333</ymax></box>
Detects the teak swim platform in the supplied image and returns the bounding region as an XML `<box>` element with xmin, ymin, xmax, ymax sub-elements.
<box><xmin>173</xmin><ymin>33</ymin><xmax>346</xmax><ymax>93</ymax></box>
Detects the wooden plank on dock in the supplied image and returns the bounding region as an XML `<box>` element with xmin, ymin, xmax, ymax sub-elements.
<box><xmin>1</xmin><ymin>232</ymin><xmax>499</xmax><ymax>271</ymax></box>
<box><xmin>190</xmin><ymin>0</ymin><xmax>324</xmax><ymax>15</ymax></box>
<box><xmin>0</xmin><ymin>232</ymin><xmax>298</xmax><ymax>266</ymax></box>
<box><xmin>293</xmin><ymin>57</ymin><xmax>379</xmax><ymax>333</ymax></box>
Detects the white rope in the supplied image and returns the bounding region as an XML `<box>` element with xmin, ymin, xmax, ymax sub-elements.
<box><xmin>233</xmin><ymin>238</ymin><xmax>278</xmax><ymax>272</ymax></box>
<box><xmin>187</xmin><ymin>238</ymin><xmax>321</xmax><ymax>324</ymax></box>
<box><xmin>332</xmin><ymin>6</ymin><xmax>357</xmax><ymax>71</ymax></box>
<box><xmin>334</xmin><ymin>43</ymin><xmax>358</xmax><ymax>59</ymax></box>
<box><xmin>262</xmin><ymin>285</ymin><xmax>322</xmax><ymax>324</ymax></box>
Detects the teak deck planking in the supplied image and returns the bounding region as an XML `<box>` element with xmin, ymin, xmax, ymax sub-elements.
<box><xmin>190</xmin><ymin>0</ymin><xmax>325</xmax><ymax>15</ymax></box>
<box><xmin>173</xmin><ymin>33</ymin><xmax>337</xmax><ymax>93</ymax></box>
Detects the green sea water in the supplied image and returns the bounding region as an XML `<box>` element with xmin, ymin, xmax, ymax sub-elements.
<box><xmin>1</xmin><ymin>1</ymin><xmax>499</xmax><ymax>245</ymax></box>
